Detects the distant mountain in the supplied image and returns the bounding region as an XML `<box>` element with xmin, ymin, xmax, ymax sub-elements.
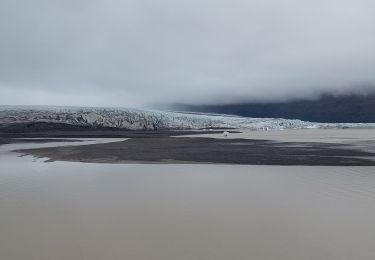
<box><xmin>174</xmin><ymin>94</ymin><xmax>375</xmax><ymax>123</ymax></box>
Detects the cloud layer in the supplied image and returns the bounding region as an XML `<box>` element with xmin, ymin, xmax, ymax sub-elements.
<box><xmin>1</xmin><ymin>0</ymin><xmax>375</xmax><ymax>106</ymax></box>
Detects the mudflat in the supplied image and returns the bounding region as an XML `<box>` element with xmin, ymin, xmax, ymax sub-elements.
<box><xmin>9</xmin><ymin>129</ymin><xmax>375</xmax><ymax>166</ymax></box>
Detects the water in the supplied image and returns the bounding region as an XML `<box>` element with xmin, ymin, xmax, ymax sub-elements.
<box><xmin>1</xmin><ymin>139</ymin><xmax>375</xmax><ymax>260</ymax></box>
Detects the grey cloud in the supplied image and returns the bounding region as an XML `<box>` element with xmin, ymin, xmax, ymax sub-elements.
<box><xmin>0</xmin><ymin>0</ymin><xmax>375</xmax><ymax>107</ymax></box>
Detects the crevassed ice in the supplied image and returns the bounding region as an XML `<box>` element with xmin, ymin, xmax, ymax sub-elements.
<box><xmin>1</xmin><ymin>106</ymin><xmax>375</xmax><ymax>130</ymax></box>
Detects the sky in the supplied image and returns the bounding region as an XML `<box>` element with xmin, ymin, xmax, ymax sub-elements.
<box><xmin>0</xmin><ymin>0</ymin><xmax>375</xmax><ymax>107</ymax></box>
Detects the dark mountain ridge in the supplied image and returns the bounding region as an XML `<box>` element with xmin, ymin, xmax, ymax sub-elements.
<box><xmin>174</xmin><ymin>94</ymin><xmax>375</xmax><ymax>123</ymax></box>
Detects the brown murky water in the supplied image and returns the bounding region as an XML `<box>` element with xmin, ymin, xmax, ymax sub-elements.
<box><xmin>1</xmin><ymin>139</ymin><xmax>375</xmax><ymax>260</ymax></box>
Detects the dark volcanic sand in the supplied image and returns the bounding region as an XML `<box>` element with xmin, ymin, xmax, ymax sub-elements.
<box><xmin>0</xmin><ymin>138</ymin><xmax>82</xmax><ymax>145</ymax></box>
<box><xmin>0</xmin><ymin>129</ymin><xmax>231</xmax><ymax>138</ymax></box>
<box><xmin>15</xmin><ymin>135</ymin><xmax>375</xmax><ymax>166</ymax></box>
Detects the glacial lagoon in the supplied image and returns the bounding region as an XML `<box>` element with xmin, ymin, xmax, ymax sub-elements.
<box><xmin>1</xmin><ymin>139</ymin><xmax>375</xmax><ymax>260</ymax></box>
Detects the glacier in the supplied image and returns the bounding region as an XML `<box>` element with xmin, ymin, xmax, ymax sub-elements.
<box><xmin>1</xmin><ymin>105</ymin><xmax>375</xmax><ymax>131</ymax></box>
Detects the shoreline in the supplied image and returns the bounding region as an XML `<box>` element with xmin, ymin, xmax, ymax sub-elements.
<box><xmin>3</xmin><ymin>129</ymin><xmax>374</xmax><ymax>166</ymax></box>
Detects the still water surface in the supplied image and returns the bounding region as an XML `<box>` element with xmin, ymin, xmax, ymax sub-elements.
<box><xmin>1</xmin><ymin>139</ymin><xmax>375</xmax><ymax>260</ymax></box>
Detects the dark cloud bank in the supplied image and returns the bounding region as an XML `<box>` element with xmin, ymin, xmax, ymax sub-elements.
<box><xmin>0</xmin><ymin>0</ymin><xmax>375</xmax><ymax>107</ymax></box>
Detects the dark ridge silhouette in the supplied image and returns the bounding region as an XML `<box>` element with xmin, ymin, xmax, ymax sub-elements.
<box><xmin>174</xmin><ymin>93</ymin><xmax>375</xmax><ymax>123</ymax></box>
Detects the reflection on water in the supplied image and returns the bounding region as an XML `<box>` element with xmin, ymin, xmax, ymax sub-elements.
<box><xmin>1</xmin><ymin>140</ymin><xmax>375</xmax><ymax>260</ymax></box>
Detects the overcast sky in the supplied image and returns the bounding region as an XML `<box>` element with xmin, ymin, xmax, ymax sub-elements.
<box><xmin>0</xmin><ymin>0</ymin><xmax>375</xmax><ymax>107</ymax></box>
